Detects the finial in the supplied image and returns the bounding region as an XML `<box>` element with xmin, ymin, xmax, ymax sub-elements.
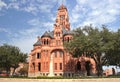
<box><xmin>37</xmin><ymin>36</ymin><xmax>40</xmax><ymax>40</ymax></box>
<box><xmin>62</xmin><ymin>0</ymin><xmax>63</xmax><ymax>5</ymax></box>
<box><xmin>61</xmin><ymin>0</ymin><xmax>64</xmax><ymax>5</ymax></box>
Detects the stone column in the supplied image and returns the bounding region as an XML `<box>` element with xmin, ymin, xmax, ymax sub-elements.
<box><xmin>48</xmin><ymin>53</ymin><xmax>54</xmax><ymax>77</ymax></box>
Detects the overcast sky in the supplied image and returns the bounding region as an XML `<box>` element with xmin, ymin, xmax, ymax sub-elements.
<box><xmin>0</xmin><ymin>0</ymin><xmax>120</xmax><ymax>53</ymax></box>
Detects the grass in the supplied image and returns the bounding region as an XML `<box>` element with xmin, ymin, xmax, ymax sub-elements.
<box><xmin>106</xmin><ymin>75</ymin><xmax>120</xmax><ymax>78</ymax></box>
<box><xmin>0</xmin><ymin>75</ymin><xmax>120</xmax><ymax>79</ymax></box>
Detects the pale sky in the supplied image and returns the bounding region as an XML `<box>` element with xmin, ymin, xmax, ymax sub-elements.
<box><xmin>0</xmin><ymin>0</ymin><xmax>120</xmax><ymax>53</ymax></box>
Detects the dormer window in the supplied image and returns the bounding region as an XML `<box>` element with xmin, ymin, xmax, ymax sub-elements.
<box><xmin>67</xmin><ymin>37</ymin><xmax>70</xmax><ymax>42</ymax></box>
<box><xmin>42</xmin><ymin>39</ymin><xmax>50</xmax><ymax>45</ymax></box>
<box><xmin>64</xmin><ymin>36</ymin><xmax>72</xmax><ymax>43</ymax></box>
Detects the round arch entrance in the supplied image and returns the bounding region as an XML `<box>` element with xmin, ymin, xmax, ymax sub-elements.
<box><xmin>51</xmin><ymin>49</ymin><xmax>64</xmax><ymax>59</ymax></box>
<box><xmin>78</xmin><ymin>56</ymin><xmax>96</xmax><ymax>76</ymax></box>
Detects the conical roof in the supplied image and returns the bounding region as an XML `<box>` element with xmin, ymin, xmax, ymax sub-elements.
<box><xmin>58</xmin><ymin>4</ymin><xmax>67</xmax><ymax>10</ymax></box>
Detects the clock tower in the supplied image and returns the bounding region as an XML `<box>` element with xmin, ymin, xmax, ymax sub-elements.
<box><xmin>53</xmin><ymin>4</ymin><xmax>71</xmax><ymax>46</ymax></box>
<box><xmin>54</xmin><ymin>4</ymin><xmax>70</xmax><ymax>30</ymax></box>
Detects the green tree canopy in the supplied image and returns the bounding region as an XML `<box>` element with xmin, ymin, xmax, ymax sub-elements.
<box><xmin>0</xmin><ymin>44</ymin><xmax>27</xmax><ymax>75</ymax></box>
<box><xmin>64</xmin><ymin>25</ymin><xmax>120</xmax><ymax>76</ymax></box>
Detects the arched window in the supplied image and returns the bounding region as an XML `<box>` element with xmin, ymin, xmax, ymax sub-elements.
<box><xmin>43</xmin><ymin>39</ymin><xmax>49</xmax><ymax>45</ymax></box>
<box><xmin>47</xmin><ymin>39</ymin><xmax>48</xmax><ymax>45</ymax></box>
<box><xmin>45</xmin><ymin>39</ymin><xmax>47</xmax><ymax>45</ymax></box>
<box><xmin>38</xmin><ymin>63</ymin><xmax>41</xmax><ymax>71</ymax></box>
<box><xmin>37</xmin><ymin>53</ymin><xmax>41</xmax><ymax>59</ymax></box>
<box><xmin>54</xmin><ymin>51</ymin><xmax>57</xmax><ymax>58</ymax></box>
<box><xmin>60</xmin><ymin>63</ymin><xmax>62</xmax><ymax>70</ymax></box>
<box><xmin>60</xmin><ymin>51</ymin><xmax>63</xmax><ymax>58</ymax></box>
<box><xmin>54</xmin><ymin>63</ymin><xmax>57</xmax><ymax>70</ymax></box>
<box><xmin>76</xmin><ymin>61</ymin><xmax>81</xmax><ymax>71</ymax></box>
<box><xmin>64</xmin><ymin>37</ymin><xmax>70</xmax><ymax>42</ymax></box>
<box><xmin>44</xmin><ymin>39</ymin><xmax>46</xmax><ymax>45</ymax></box>
<box><xmin>32</xmin><ymin>63</ymin><xmax>35</xmax><ymax>70</ymax></box>
<box><xmin>67</xmin><ymin>37</ymin><xmax>69</xmax><ymax>42</ymax></box>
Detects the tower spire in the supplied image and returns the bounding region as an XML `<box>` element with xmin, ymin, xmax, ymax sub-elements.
<box><xmin>61</xmin><ymin>0</ymin><xmax>65</xmax><ymax>5</ymax></box>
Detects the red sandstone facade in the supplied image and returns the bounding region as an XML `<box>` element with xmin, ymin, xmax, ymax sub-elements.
<box><xmin>28</xmin><ymin>5</ymin><xmax>96</xmax><ymax>77</ymax></box>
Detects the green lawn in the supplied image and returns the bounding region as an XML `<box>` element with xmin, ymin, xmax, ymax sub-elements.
<box><xmin>0</xmin><ymin>75</ymin><xmax>120</xmax><ymax>79</ymax></box>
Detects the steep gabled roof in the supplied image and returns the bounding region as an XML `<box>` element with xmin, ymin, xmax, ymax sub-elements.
<box><xmin>33</xmin><ymin>40</ymin><xmax>42</xmax><ymax>46</ymax></box>
<box><xmin>62</xmin><ymin>28</ymin><xmax>74</xmax><ymax>36</ymax></box>
<box><xmin>41</xmin><ymin>31</ymin><xmax>54</xmax><ymax>39</ymax></box>
<box><xmin>48</xmin><ymin>31</ymin><xmax>54</xmax><ymax>38</ymax></box>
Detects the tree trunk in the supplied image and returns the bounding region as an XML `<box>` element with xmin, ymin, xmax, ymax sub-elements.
<box><xmin>97</xmin><ymin>64</ymin><xmax>103</xmax><ymax>77</ymax></box>
<box><xmin>11</xmin><ymin>68</ymin><xmax>16</xmax><ymax>76</ymax></box>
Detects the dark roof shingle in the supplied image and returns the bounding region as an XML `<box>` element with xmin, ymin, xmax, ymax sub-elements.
<box><xmin>33</xmin><ymin>40</ymin><xmax>42</xmax><ymax>46</ymax></box>
<box><xmin>41</xmin><ymin>31</ymin><xmax>54</xmax><ymax>39</ymax></box>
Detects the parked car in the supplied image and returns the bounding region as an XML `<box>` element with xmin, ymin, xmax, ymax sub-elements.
<box><xmin>0</xmin><ymin>72</ymin><xmax>9</xmax><ymax>76</ymax></box>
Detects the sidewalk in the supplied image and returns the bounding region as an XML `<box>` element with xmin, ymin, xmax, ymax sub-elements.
<box><xmin>0</xmin><ymin>78</ymin><xmax>120</xmax><ymax>82</ymax></box>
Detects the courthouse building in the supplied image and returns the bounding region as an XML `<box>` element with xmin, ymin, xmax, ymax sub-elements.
<box><xmin>28</xmin><ymin>4</ymin><xmax>96</xmax><ymax>77</ymax></box>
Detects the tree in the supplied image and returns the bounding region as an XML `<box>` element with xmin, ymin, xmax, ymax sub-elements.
<box><xmin>114</xmin><ymin>29</ymin><xmax>120</xmax><ymax>66</ymax></box>
<box><xmin>64</xmin><ymin>25</ymin><xmax>118</xmax><ymax>76</ymax></box>
<box><xmin>107</xmin><ymin>29</ymin><xmax>120</xmax><ymax>66</ymax></box>
<box><xmin>0</xmin><ymin>44</ymin><xmax>27</xmax><ymax>75</ymax></box>
<box><xmin>0</xmin><ymin>44</ymin><xmax>13</xmax><ymax>73</ymax></box>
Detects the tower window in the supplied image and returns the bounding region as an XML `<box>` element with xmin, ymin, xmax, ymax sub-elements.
<box><xmin>56</xmin><ymin>32</ymin><xmax>60</xmax><ymax>37</ymax></box>
<box><xmin>60</xmin><ymin>15</ymin><xmax>65</xmax><ymax>20</ymax></box>
<box><xmin>58</xmin><ymin>32</ymin><xmax>60</xmax><ymax>36</ymax></box>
